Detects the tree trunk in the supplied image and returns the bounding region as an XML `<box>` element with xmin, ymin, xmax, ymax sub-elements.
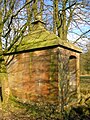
<box><xmin>26</xmin><ymin>0</ymin><xmax>32</xmax><ymax>31</ymax></box>
<box><xmin>0</xmin><ymin>11</ymin><xmax>3</xmax><ymax>53</ymax></box>
<box><xmin>0</xmin><ymin>10</ymin><xmax>9</xmax><ymax>103</ymax></box>
<box><xmin>40</xmin><ymin>0</ymin><xmax>44</xmax><ymax>20</ymax></box>
<box><xmin>53</xmin><ymin>0</ymin><xmax>58</xmax><ymax>34</ymax></box>
<box><xmin>58</xmin><ymin>0</ymin><xmax>67</xmax><ymax>40</ymax></box>
<box><xmin>33</xmin><ymin>0</ymin><xmax>38</xmax><ymax>20</ymax></box>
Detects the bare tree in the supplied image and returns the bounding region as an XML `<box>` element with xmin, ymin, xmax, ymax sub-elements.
<box><xmin>53</xmin><ymin>0</ymin><xmax>90</xmax><ymax>43</ymax></box>
<box><xmin>0</xmin><ymin>0</ymin><xmax>90</xmax><ymax>53</ymax></box>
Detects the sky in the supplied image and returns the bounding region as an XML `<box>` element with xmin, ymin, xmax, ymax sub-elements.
<box><xmin>3</xmin><ymin>0</ymin><xmax>90</xmax><ymax>52</ymax></box>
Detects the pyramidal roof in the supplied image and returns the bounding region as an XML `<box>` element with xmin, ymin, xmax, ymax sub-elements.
<box><xmin>6</xmin><ymin>16</ymin><xmax>82</xmax><ymax>54</ymax></box>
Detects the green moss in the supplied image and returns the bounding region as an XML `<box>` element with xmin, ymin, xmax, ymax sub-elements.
<box><xmin>6</xmin><ymin>27</ymin><xmax>82</xmax><ymax>54</ymax></box>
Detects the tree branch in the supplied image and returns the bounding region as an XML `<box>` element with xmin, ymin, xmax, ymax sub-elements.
<box><xmin>74</xmin><ymin>30</ymin><xmax>90</xmax><ymax>43</ymax></box>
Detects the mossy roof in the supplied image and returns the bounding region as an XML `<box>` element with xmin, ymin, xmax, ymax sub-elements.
<box><xmin>6</xmin><ymin>22</ymin><xmax>82</xmax><ymax>54</ymax></box>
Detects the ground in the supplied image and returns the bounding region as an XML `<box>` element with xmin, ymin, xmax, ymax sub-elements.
<box><xmin>0</xmin><ymin>75</ymin><xmax>90</xmax><ymax>120</ymax></box>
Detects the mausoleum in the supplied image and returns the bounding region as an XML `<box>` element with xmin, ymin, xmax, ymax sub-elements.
<box><xmin>4</xmin><ymin>16</ymin><xmax>82</xmax><ymax>107</ymax></box>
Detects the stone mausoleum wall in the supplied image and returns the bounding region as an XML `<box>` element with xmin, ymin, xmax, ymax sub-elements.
<box><xmin>7</xmin><ymin>46</ymin><xmax>80</xmax><ymax>105</ymax></box>
<box><xmin>7</xmin><ymin>48</ymin><xmax>58</xmax><ymax>103</ymax></box>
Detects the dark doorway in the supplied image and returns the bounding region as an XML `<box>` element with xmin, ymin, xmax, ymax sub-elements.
<box><xmin>69</xmin><ymin>55</ymin><xmax>77</xmax><ymax>91</ymax></box>
<box><xmin>0</xmin><ymin>87</ymin><xmax>3</xmax><ymax>102</ymax></box>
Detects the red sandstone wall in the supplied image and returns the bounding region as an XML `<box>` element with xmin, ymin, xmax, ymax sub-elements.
<box><xmin>7</xmin><ymin>48</ymin><xmax>58</xmax><ymax>103</ymax></box>
<box><xmin>7</xmin><ymin>47</ymin><xmax>80</xmax><ymax>104</ymax></box>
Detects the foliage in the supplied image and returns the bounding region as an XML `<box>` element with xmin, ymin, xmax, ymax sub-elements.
<box><xmin>1</xmin><ymin>95</ymin><xmax>63</xmax><ymax>120</ymax></box>
<box><xmin>1</xmin><ymin>75</ymin><xmax>90</xmax><ymax>120</ymax></box>
<box><xmin>0</xmin><ymin>93</ymin><xmax>90</xmax><ymax>120</ymax></box>
<box><xmin>68</xmin><ymin>105</ymin><xmax>90</xmax><ymax>120</ymax></box>
<box><xmin>0</xmin><ymin>73</ymin><xmax>90</xmax><ymax>120</ymax></box>
<box><xmin>80</xmin><ymin>43</ymin><xmax>90</xmax><ymax>74</ymax></box>
<box><xmin>80</xmin><ymin>76</ymin><xmax>90</xmax><ymax>96</ymax></box>
<box><xmin>84</xmin><ymin>53</ymin><xmax>90</xmax><ymax>74</ymax></box>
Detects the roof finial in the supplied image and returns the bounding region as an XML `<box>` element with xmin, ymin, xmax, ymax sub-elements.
<box><xmin>36</xmin><ymin>15</ymin><xmax>42</xmax><ymax>21</ymax></box>
<box><xmin>31</xmin><ymin>15</ymin><xmax>45</xmax><ymax>30</ymax></box>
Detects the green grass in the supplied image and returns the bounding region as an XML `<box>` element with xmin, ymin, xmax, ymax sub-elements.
<box><xmin>80</xmin><ymin>75</ymin><xmax>90</xmax><ymax>95</ymax></box>
<box><xmin>80</xmin><ymin>75</ymin><xmax>90</xmax><ymax>79</ymax></box>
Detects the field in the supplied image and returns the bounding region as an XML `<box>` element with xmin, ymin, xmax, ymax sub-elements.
<box><xmin>80</xmin><ymin>75</ymin><xmax>90</xmax><ymax>95</ymax></box>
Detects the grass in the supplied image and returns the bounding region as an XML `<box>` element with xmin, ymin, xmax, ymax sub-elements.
<box><xmin>80</xmin><ymin>75</ymin><xmax>90</xmax><ymax>95</ymax></box>
<box><xmin>80</xmin><ymin>75</ymin><xmax>90</xmax><ymax>79</ymax></box>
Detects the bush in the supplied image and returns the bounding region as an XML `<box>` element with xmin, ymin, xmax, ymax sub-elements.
<box><xmin>68</xmin><ymin>105</ymin><xmax>90</xmax><ymax>120</ymax></box>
